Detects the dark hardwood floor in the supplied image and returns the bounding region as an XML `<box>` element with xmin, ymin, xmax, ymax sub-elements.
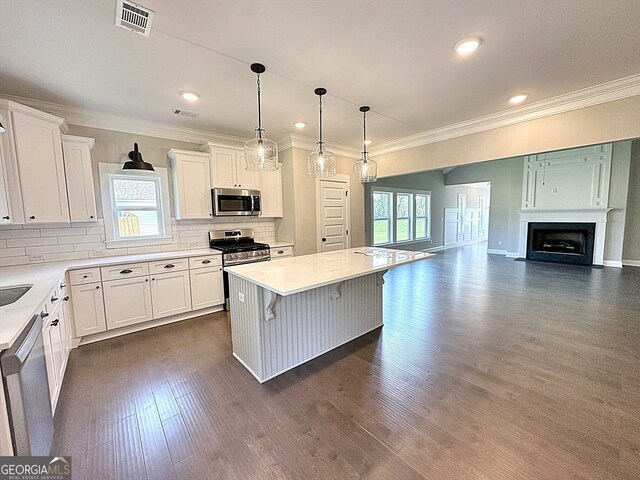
<box><xmin>52</xmin><ymin>243</ymin><xmax>640</xmax><ymax>479</ymax></box>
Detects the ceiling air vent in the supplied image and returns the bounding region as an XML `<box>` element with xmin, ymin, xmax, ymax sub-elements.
<box><xmin>115</xmin><ymin>0</ymin><xmax>155</xmax><ymax>37</ymax></box>
<box><xmin>173</xmin><ymin>109</ymin><xmax>199</xmax><ymax>118</ymax></box>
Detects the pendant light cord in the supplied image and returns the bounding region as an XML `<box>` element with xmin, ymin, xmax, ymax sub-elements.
<box><xmin>256</xmin><ymin>73</ymin><xmax>263</xmax><ymax>141</ymax></box>
<box><xmin>362</xmin><ymin>110</ymin><xmax>368</xmax><ymax>159</ymax></box>
<box><xmin>318</xmin><ymin>94</ymin><xmax>324</xmax><ymax>152</ymax></box>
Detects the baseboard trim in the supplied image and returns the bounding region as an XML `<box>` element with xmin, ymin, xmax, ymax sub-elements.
<box><xmin>622</xmin><ymin>259</ymin><xmax>640</xmax><ymax>267</ymax></box>
<box><xmin>74</xmin><ymin>305</ymin><xmax>224</xmax><ymax>347</ymax></box>
<box><xmin>487</xmin><ymin>248</ymin><xmax>507</xmax><ymax>255</ymax></box>
<box><xmin>603</xmin><ymin>260</ymin><xmax>623</xmax><ymax>268</ymax></box>
<box><xmin>505</xmin><ymin>251</ymin><xmax>519</xmax><ymax>258</ymax></box>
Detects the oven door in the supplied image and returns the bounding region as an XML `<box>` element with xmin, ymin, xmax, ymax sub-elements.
<box><xmin>212</xmin><ymin>188</ymin><xmax>261</xmax><ymax>216</ymax></box>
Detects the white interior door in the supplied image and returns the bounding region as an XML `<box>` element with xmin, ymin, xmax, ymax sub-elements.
<box><xmin>444</xmin><ymin>208</ymin><xmax>458</xmax><ymax>245</ymax></box>
<box><xmin>317</xmin><ymin>177</ymin><xmax>350</xmax><ymax>252</ymax></box>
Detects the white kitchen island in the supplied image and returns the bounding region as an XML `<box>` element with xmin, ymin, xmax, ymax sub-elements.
<box><xmin>225</xmin><ymin>247</ymin><xmax>434</xmax><ymax>383</ymax></box>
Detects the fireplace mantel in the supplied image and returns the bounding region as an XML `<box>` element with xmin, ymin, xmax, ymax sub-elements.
<box><xmin>518</xmin><ymin>209</ymin><xmax>611</xmax><ymax>265</ymax></box>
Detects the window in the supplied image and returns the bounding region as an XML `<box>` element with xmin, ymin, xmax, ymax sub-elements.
<box><xmin>372</xmin><ymin>188</ymin><xmax>431</xmax><ymax>246</ymax></box>
<box><xmin>415</xmin><ymin>194</ymin><xmax>430</xmax><ymax>239</ymax></box>
<box><xmin>457</xmin><ymin>193</ymin><xmax>466</xmax><ymax>235</ymax></box>
<box><xmin>373</xmin><ymin>191</ymin><xmax>392</xmax><ymax>245</ymax></box>
<box><xmin>396</xmin><ymin>193</ymin><xmax>412</xmax><ymax>242</ymax></box>
<box><xmin>99</xmin><ymin>163</ymin><xmax>172</xmax><ymax>248</ymax></box>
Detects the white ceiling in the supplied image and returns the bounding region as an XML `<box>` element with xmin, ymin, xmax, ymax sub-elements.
<box><xmin>1</xmin><ymin>0</ymin><xmax>640</xmax><ymax>148</ymax></box>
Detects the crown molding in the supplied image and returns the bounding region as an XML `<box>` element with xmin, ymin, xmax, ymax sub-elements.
<box><xmin>61</xmin><ymin>134</ymin><xmax>96</xmax><ymax>149</ymax></box>
<box><xmin>277</xmin><ymin>133</ymin><xmax>360</xmax><ymax>159</ymax></box>
<box><xmin>0</xmin><ymin>97</ymin><xmax>68</xmax><ymax>132</ymax></box>
<box><xmin>0</xmin><ymin>94</ymin><xmax>248</xmax><ymax>148</ymax></box>
<box><xmin>370</xmin><ymin>73</ymin><xmax>640</xmax><ymax>157</ymax></box>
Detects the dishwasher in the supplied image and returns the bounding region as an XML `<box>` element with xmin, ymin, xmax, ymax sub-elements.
<box><xmin>1</xmin><ymin>314</ymin><xmax>54</xmax><ymax>455</ymax></box>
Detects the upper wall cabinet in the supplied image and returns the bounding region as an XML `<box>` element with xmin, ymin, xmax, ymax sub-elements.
<box><xmin>207</xmin><ymin>146</ymin><xmax>259</xmax><ymax>190</ymax></box>
<box><xmin>62</xmin><ymin>135</ymin><xmax>97</xmax><ymax>222</ymax></box>
<box><xmin>0</xmin><ymin>100</ymin><xmax>70</xmax><ymax>224</ymax></box>
<box><xmin>260</xmin><ymin>165</ymin><xmax>283</xmax><ymax>218</ymax></box>
<box><xmin>168</xmin><ymin>149</ymin><xmax>212</xmax><ymax>219</ymax></box>
<box><xmin>522</xmin><ymin>143</ymin><xmax>613</xmax><ymax>210</ymax></box>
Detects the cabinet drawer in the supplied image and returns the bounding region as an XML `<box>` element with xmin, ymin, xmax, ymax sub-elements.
<box><xmin>68</xmin><ymin>267</ymin><xmax>101</xmax><ymax>285</ymax></box>
<box><xmin>149</xmin><ymin>258</ymin><xmax>189</xmax><ymax>273</ymax></box>
<box><xmin>271</xmin><ymin>246</ymin><xmax>293</xmax><ymax>258</ymax></box>
<box><xmin>189</xmin><ymin>255</ymin><xmax>221</xmax><ymax>269</ymax></box>
<box><xmin>101</xmin><ymin>262</ymin><xmax>149</xmax><ymax>281</ymax></box>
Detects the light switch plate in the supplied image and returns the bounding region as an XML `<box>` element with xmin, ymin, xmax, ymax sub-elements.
<box><xmin>239</xmin><ymin>292</ymin><xmax>245</xmax><ymax>303</ymax></box>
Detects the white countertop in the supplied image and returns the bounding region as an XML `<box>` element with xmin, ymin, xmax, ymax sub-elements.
<box><xmin>225</xmin><ymin>247</ymin><xmax>434</xmax><ymax>296</ymax></box>
<box><xmin>0</xmin><ymin>249</ymin><xmax>218</xmax><ymax>350</ymax></box>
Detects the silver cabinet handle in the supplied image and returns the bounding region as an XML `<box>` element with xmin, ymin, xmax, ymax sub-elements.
<box><xmin>120</xmin><ymin>269</ymin><xmax>133</xmax><ymax>274</ymax></box>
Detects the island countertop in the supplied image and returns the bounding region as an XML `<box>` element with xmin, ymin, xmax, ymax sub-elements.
<box><xmin>225</xmin><ymin>247</ymin><xmax>434</xmax><ymax>296</ymax></box>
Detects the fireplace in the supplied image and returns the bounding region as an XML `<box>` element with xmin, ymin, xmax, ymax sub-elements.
<box><xmin>526</xmin><ymin>222</ymin><xmax>596</xmax><ymax>266</ymax></box>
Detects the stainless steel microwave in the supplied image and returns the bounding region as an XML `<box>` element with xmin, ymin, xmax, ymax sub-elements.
<box><xmin>212</xmin><ymin>188</ymin><xmax>261</xmax><ymax>216</ymax></box>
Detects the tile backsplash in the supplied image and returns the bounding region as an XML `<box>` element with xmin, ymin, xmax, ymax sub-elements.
<box><xmin>0</xmin><ymin>217</ymin><xmax>276</xmax><ymax>267</ymax></box>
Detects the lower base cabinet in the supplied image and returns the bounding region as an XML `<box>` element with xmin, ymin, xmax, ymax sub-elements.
<box><xmin>70</xmin><ymin>282</ymin><xmax>106</xmax><ymax>336</ymax></box>
<box><xmin>103</xmin><ymin>276</ymin><xmax>153</xmax><ymax>330</ymax></box>
<box><xmin>42</xmin><ymin>295</ymin><xmax>71</xmax><ymax>411</ymax></box>
<box><xmin>190</xmin><ymin>266</ymin><xmax>224</xmax><ymax>310</ymax></box>
<box><xmin>150</xmin><ymin>270</ymin><xmax>192</xmax><ymax>319</ymax></box>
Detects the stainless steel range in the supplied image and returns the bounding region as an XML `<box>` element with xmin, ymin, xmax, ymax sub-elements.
<box><xmin>209</xmin><ymin>229</ymin><xmax>270</xmax><ymax>309</ymax></box>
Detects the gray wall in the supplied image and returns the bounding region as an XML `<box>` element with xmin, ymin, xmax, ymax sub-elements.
<box><xmin>605</xmin><ymin>141</ymin><xmax>632</xmax><ymax>262</ymax></box>
<box><xmin>445</xmin><ymin>157</ymin><xmax>524</xmax><ymax>253</ymax></box>
<box><xmin>623</xmin><ymin>139</ymin><xmax>640</xmax><ymax>262</ymax></box>
<box><xmin>363</xmin><ymin>171</ymin><xmax>490</xmax><ymax>251</ymax></box>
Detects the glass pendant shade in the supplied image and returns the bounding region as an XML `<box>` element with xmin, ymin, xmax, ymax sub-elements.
<box><xmin>308</xmin><ymin>145</ymin><xmax>336</xmax><ymax>178</ymax></box>
<box><xmin>244</xmin><ymin>130</ymin><xmax>278</xmax><ymax>171</ymax></box>
<box><xmin>244</xmin><ymin>63</ymin><xmax>279</xmax><ymax>171</ymax></box>
<box><xmin>308</xmin><ymin>87</ymin><xmax>336</xmax><ymax>178</ymax></box>
<box><xmin>353</xmin><ymin>155</ymin><xmax>378</xmax><ymax>182</ymax></box>
<box><xmin>352</xmin><ymin>105</ymin><xmax>377</xmax><ymax>182</ymax></box>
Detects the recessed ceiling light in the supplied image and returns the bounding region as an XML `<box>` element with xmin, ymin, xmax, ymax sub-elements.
<box><xmin>180</xmin><ymin>90</ymin><xmax>200</xmax><ymax>102</ymax></box>
<box><xmin>453</xmin><ymin>37</ymin><xmax>482</xmax><ymax>55</ymax></box>
<box><xmin>294</xmin><ymin>122</ymin><xmax>306</xmax><ymax>129</ymax></box>
<box><xmin>508</xmin><ymin>93</ymin><xmax>529</xmax><ymax>104</ymax></box>
<box><xmin>363</xmin><ymin>139</ymin><xmax>372</xmax><ymax>146</ymax></box>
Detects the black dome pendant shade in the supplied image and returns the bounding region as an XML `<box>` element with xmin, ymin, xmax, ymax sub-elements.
<box><xmin>123</xmin><ymin>142</ymin><xmax>155</xmax><ymax>171</ymax></box>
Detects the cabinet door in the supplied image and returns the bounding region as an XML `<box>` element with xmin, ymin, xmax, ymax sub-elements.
<box><xmin>41</xmin><ymin>319</ymin><xmax>58</xmax><ymax>409</ymax></box>
<box><xmin>190</xmin><ymin>266</ymin><xmax>224</xmax><ymax>310</ymax></box>
<box><xmin>150</xmin><ymin>270</ymin><xmax>192</xmax><ymax>319</ymax></box>
<box><xmin>71</xmin><ymin>283</ymin><xmax>107</xmax><ymax>336</ymax></box>
<box><xmin>61</xmin><ymin>293</ymin><xmax>73</xmax><ymax>356</ymax></box>
<box><xmin>172</xmin><ymin>152</ymin><xmax>212</xmax><ymax>219</ymax></box>
<box><xmin>49</xmin><ymin>306</ymin><xmax>65</xmax><ymax>390</ymax></box>
<box><xmin>12</xmin><ymin>111</ymin><xmax>69</xmax><ymax>223</ymax></box>
<box><xmin>103</xmin><ymin>276</ymin><xmax>153</xmax><ymax>329</ymax></box>
<box><xmin>210</xmin><ymin>147</ymin><xmax>238</xmax><ymax>188</ymax></box>
<box><xmin>259</xmin><ymin>167</ymin><xmax>283</xmax><ymax>217</ymax></box>
<box><xmin>0</xmin><ymin>134</ymin><xmax>12</xmax><ymax>224</ymax></box>
<box><xmin>62</xmin><ymin>139</ymin><xmax>97</xmax><ymax>222</ymax></box>
<box><xmin>235</xmin><ymin>152</ymin><xmax>259</xmax><ymax>190</ymax></box>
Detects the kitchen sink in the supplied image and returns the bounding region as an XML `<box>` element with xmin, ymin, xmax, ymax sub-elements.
<box><xmin>0</xmin><ymin>285</ymin><xmax>32</xmax><ymax>307</ymax></box>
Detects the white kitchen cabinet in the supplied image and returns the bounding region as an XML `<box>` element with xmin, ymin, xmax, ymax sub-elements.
<box><xmin>60</xmin><ymin>291</ymin><xmax>73</xmax><ymax>357</ymax></box>
<box><xmin>12</xmin><ymin>110</ymin><xmax>69</xmax><ymax>223</ymax></box>
<box><xmin>168</xmin><ymin>149</ymin><xmax>212</xmax><ymax>219</ymax></box>
<box><xmin>270</xmin><ymin>245</ymin><xmax>294</xmax><ymax>259</ymax></box>
<box><xmin>150</xmin><ymin>270</ymin><xmax>192</xmax><ymax>319</ymax></box>
<box><xmin>70</xmin><ymin>282</ymin><xmax>107</xmax><ymax>336</ymax></box>
<box><xmin>42</xmin><ymin>301</ymin><xmax>66</xmax><ymax>411</ymax></box>
<box><xmin>209</xmin><ymin>146</ymin><xmax>259</xmax><ymax>190</ymax></box>
<box><xmin>260</xmin><ymin>165</ymin><xmax>283</xmax><ymax>217</ymax></box>
<box><xmin>190</xmin><ymin>266</ymin><xmax>224</xmax><ymax>310</ymax></box>
<box><xmin>103</xmin><ymin>276</ymin><xmax>153</xmax><ymax>329</ymax></box>
<box><xmin>62</xmin><ymin>135</ymin><xmax>97</xmax><ymax>222</ymax></box>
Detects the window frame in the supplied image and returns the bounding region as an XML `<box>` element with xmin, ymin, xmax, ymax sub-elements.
<box><xmin>415</xmin><ymin>193</ymin><xmax>430</xmax><ymax>240</ymax></box>
<box><xmin>395</xmin><ymin>192</ymin><xmax>413</xmax><ymax>243</ymax></box>
<box><xmin>371</xmin><ymin>187</ymin><xmax>431</xmax><ymax>246</ymax></box>
<box><xmin>372</xmin><ymin>191</ymin><xmax>394</xmax><ymax>246</ymax></box>
<box><xmin>99</xmin><ymin>162</ymin><xmax>173</xmax><ymax>249</ymax></box>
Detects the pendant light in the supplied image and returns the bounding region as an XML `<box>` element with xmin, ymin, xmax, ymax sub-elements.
<box><xmin>352</xmin><ymin>106</ymin><xmax>377</xmax><ymax>182</ymax></box>
<box><xmin>123</xmin><ymin>143</ymin><xmax>155</xmax><ymax>171</ymax></box>
<box><xmin>308</xmin><ymin>88</ymin><xmax>336</xmax><ymax>178</ymax></box>
<box><xmin>244</xmin><ymin>63</ymin><xmax>278</xmax><ymax>171</ymax></box>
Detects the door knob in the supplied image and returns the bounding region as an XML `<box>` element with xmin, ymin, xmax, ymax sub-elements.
<box><xmin>322</xmin><ymin>238</ymin><xmax>327</xmax><ymax>242</ymax></box>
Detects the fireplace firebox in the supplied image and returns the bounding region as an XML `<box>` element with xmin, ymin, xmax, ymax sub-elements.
<box><xmin>526</xmin><ymin>222</ymin><xmax>595</xmax><ymax>266</ymax></box>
